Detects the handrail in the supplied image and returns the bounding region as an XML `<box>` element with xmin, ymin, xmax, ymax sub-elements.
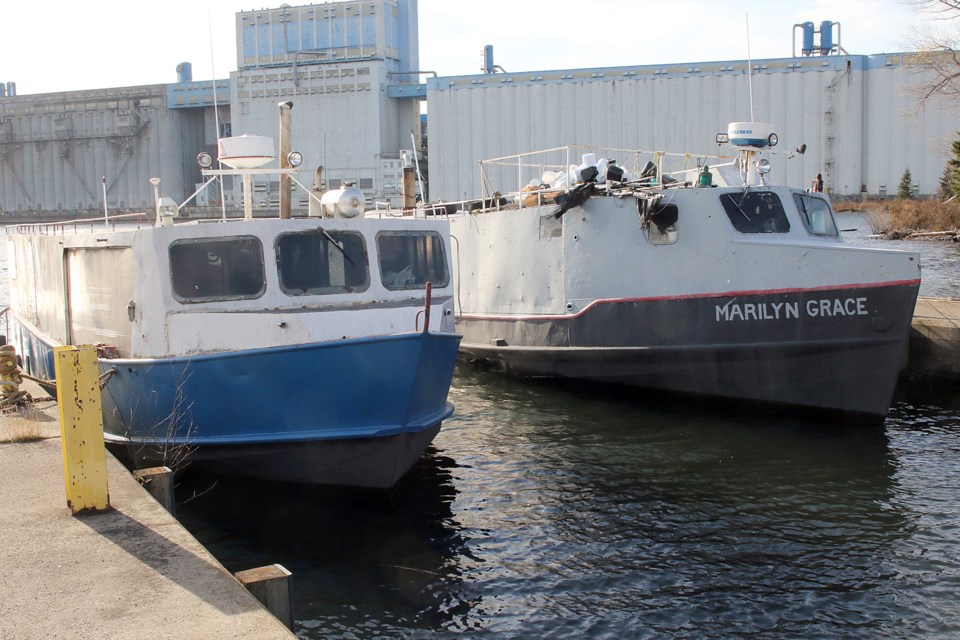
<box><xmin>475</xmin><ymin>144</ymin><xmax>740</xmax><ymax>206</ymax></box>
<box><xmin>11</xmin><ymin>212</ymin><xmax>151</xmax><ymax>236</ymax></box>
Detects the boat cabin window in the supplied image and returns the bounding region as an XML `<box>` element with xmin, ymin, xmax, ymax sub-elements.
<box><xmin>793</xmin><ymin>193</ymin><xmax>839</xmax><ymax>237</ymax></box>
<box><xmin>644</xmin><ymin>203</ymin><xmax>679</xmax><ymax>244</ymax></box>
<box><xmin>276</xmin><ymin>230</ymin><xmax>369</xmax><ymax>295</ymax></box>
<box><xmin>376</xmin><ymin>231</ymin><xmax>449</xmax><ymax>290</ymax></box>
<box><xmin>720</xmin><ymin>191</ymin><xmax>791</xmax><ymax>234</ymax></box>
<box><xmin>169</xmin><ymin>236</ymin><xmax>265</xmax><ymax>302</ymax></box>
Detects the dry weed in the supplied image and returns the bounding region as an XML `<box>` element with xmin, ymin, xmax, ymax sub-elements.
<box><xmin>886</xmin><ymin>199</ymin><xmax>960</xmax><ymax>232</ymax></box>
<box><xmin>0</xmin><ymin>400</ymin><xmax>55</xmax><ymax>442</ymax></box>
<box><xmin>833</xmin><ymin>198</ymin><xmax>960</xmax><ymax>234</ymax></box>
<box><xmin>0</xmin><ymin>415</ymin><xmax>44</xmax><ymax>442</ymax></box>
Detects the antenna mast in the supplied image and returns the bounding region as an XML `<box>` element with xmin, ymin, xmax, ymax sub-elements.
<box><xmin>746</xmin><ymin>13</ymin><xmax>754</xmax><ymax>122</ymax></box>
<box><xmin>209</xmin><ymin>10</ymin><xmax>227</xmax><ymax>220</ymax></box>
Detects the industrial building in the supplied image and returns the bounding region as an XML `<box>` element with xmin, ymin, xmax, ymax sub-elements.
<box><xmin>0</xmin><ymin>0</ymin><xmax>422</xmax><ymax>217</ymax></box>
<box><xmin>426</xmin><ymin>47</ymin><xmax>956</xmax><ymax>202</ymax></box>
<box><xmin>0</xmin><ymin>81</ymin><xmax>219</xmax><ymax>216</ymax></box>
<box><xmin>0</xmin><ymin>3</ymin><xmax>956</xmax><ymax>217</ymax></box>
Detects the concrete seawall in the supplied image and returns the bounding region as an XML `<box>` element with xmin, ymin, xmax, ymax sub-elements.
<box><xmin>906</xmin><ymin>297</ymin><xmax>960</xmax><ymax>386</ymax></box>
<box><xmin>0</xmin><ymin>388</ymin><xmax>295</xmax><ymax>640</ymax></box>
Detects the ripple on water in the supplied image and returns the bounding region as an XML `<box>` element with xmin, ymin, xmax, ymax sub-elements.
<box><xmin>174</xmin><ymin>351</ymin><xmax>960</xmax><ymax>637</ymax></box>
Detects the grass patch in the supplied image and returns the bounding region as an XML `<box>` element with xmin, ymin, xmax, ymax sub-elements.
<box><xmin>0</xmin><ymin>401</ymin><xmax>53</xmax><ymax>443</ymax></box>
<box><xmin>0</xmin><ymin>416</ymin><xmax>44</xmax><ymax>442</ymax></box>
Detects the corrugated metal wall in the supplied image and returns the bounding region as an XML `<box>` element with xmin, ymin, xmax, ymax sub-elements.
<box><xmin>0</xmin><ymin>0</ymin><xmax>422</xmax><ymax>216</ymax></box>
<box><xmin>426</xmin><ymin>54</ymin><xmax>956</xmax><ymax>200</ymax></box>
<box><xmin>238</xmin><ymin>1</ymin><xmax>394</xmax><ymax>68</ymax></box>
<box><xmin>5</xmin><ymin>2</ymin><xmax>953</xmax><ymax>216</ymax></box>
<box><xmin>229</xmin><ymin>0</ymin><xmax>421</xmax><ymax>208</ymax></box>
<box><xmin>0</xmin><ymin>86</ymin><xmax>206</xmax><ymax>215</ymax></box>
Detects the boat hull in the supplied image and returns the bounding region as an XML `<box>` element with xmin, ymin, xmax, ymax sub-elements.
<box><xmin>458</xmin><ymin>283</ymin><xmax>919</xmax><ymax>419</ymax></box>
<box><xmin>113</xmin><ymin>418</ymin><xmax>447</xmax><ymax>488</ymax></box>
<box><xmin>11</xmin><ymin>316</ymin><xmax>461</xmax><ymax>486</ymax></box>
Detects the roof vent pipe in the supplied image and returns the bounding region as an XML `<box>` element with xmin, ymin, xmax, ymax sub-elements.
<box><xmin>481</xmin><ymin>45</ymin><xmax>506</xmax><ymax>74</ymax></box>
<box><xmin>176</xmin><ymin>62</ymin><xmax>193</xmax><ymax>83</ymax></box>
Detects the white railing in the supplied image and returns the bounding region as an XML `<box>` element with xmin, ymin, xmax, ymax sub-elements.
<box><xmin>475</xmin><ymin>145</ymin><xmax>737</xmax><ymax>212</ymax></box>
<box><xmin>11</xmin><ymin>212</ymin><xmax>152</xmax><ymax>236</ymax></box>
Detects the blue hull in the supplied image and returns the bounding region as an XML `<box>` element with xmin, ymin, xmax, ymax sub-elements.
<box><xmin>12</xmin><ymin>317</ymin><xmax>461</xmax><ymax>487</ymax></box>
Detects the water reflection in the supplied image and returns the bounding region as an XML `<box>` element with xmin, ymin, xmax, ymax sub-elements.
<box><xmin>429</xmin><ymin>366</ymin><xmax>916</xmax><ymax>637</ymax></box>
<box><xmin>176</xmin><ymin>448</ymin><xmax>475</xmax><ymax>637</ymax></box>
<box><xmin>155</xmin><ymin>362</ymin><xmax>960</xmax><ymax>638</ymax></box>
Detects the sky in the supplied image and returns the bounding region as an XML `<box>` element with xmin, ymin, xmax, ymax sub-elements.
<box><xmin>0</xmin><ymin>0</ymin><xmax>941</xmax><ymax>96</ymax></box>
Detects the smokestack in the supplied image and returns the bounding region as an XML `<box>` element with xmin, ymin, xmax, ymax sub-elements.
<box><xmin>400</xmin><ymin>150</ymin><xmax>415</xmax><ymax>213</ymax></box>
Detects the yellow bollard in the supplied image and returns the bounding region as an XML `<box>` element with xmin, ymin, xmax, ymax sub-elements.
<box><xmin>54</xmin><ymin>345</ymin><xmax>110</xmax><ymax>514</ymax></box>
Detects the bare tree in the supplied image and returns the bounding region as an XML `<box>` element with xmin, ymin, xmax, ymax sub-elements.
<box><xmin>905</xmin><ymin>0</ymin><xmax>960</xmax><ymax>104</ymax></box>
<box><xmin>908</xmin><ymin>0</ymin><xmax>960</xmax><ymax>15</ymax></box>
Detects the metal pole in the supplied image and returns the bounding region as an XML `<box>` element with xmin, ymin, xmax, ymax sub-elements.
<box><xmin>243</xmin><ymin>174</ymin><xmax>253</xmax><ymax>220</ymax></box>
<box><xmin>422</xmin><ymin>282</ymin><xmax>432</xmax><ymax>332</ymax></box>
<box><xmin>102</xmin><ymin>177</ymin><xmax>108</xmax><ymax>227</ymax></box>
<box><xmin>150</xmin><ymin>178</ymin><xmax>161</xmax><ymax>226</ymax></box>
<box><xmin>279</xmin><ymin>101</ymin><xmax>293</xmax><ymax>219</ymax></box>
<box><xmin>410</xmin><ymin>130</ymin><xmax>425</xmax><ymax>203</ymax></box>
<box><xmin>402</xmin><ymin>167</ymin><xmax>416</xmax><ymax>212</ymax></box>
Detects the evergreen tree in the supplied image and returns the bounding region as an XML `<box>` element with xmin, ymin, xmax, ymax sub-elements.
<box><xmin>898</xmin><ymin>168</ymin><xmax>914</xmax><ymax>199</ymax></box>
<box><xmin>946</xmin><ymin>135</ymin><xmax>960</xmax><ymax>198</ymax></box>
<box><xmin>941</xmin><ymin>165</ymin><xmax>955</xmax><ymax>199</ymax></box>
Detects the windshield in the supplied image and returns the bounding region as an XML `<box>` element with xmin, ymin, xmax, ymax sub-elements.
<box><xmin>793</xmin><ymin>193</ymin><xmax>839</xmax><ymax>236</ymax></box>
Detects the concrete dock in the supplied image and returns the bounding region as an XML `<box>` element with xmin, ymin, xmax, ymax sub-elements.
<box><xmin>906</xmin><ymin>296</ymin><xmax>960</xmax><ymax>384</ymax></box>
<box><xmin>0</xmin><ymin>387</ymin><xmax>295</xmax><ymax>640</ymax></box>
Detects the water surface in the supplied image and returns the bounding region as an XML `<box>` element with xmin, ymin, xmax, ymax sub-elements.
<box><xmin>177</xmin><ymin>370</ymin><xmax>960</xmax><ymax>639</ymax></box>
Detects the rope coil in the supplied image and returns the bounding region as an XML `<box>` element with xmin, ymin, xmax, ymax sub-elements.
<box><xmin>0</xmin><ymin>344</ymin><xmax>29</xmax><ymax>408</ymax></box>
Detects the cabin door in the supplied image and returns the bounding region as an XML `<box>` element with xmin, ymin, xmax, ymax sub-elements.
<box><xmin>65</xmin><ymin>247</ymin><xmax>135</xmax><ymax>357</ymax></box>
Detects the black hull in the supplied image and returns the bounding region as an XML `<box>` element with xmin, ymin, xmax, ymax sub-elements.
<box><xmin>108</xmin><ymin>423</ymin><xmax>443</xmax><ymax>488</ymax></box>
<box><xmin>457</xmin><ymin>284</ymin><xmax>919</xmax><ymax>419</ymax></box>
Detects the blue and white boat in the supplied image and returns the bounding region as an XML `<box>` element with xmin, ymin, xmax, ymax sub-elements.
<box><xmin>5</xmin><ymin>105</ymin><xmax>461</xmax><ymax>487</ymax></box>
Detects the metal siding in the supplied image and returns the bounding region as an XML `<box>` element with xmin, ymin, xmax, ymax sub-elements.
<box><xmin>301</xmin><ymin>12</ymin><xmax>315</xmax><ymax>49</ymax></box>
<box><xmin>428</xmin><ymin>57</ymin><xmax>954</xmax><ymax>201</ymax></box>
<box><xmin>0</xmin><ymin>2</ymin><xmax>414</xmax><ymax>218</ymax></box>
<box><xmin>0</xmin><ymin>87</ymin><xmax>200</xmax><ymax>215</ymax></box>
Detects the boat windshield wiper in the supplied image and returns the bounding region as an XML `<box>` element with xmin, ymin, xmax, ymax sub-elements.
<box><xmin>317</xmin><ymin>226</ymin><xmax>355</xmax><ymax>265</ymax></box>
<box><xmin>734</xmin><ymin>185</ymin><xmax>751</xmax><ymax>221</ymax></box>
